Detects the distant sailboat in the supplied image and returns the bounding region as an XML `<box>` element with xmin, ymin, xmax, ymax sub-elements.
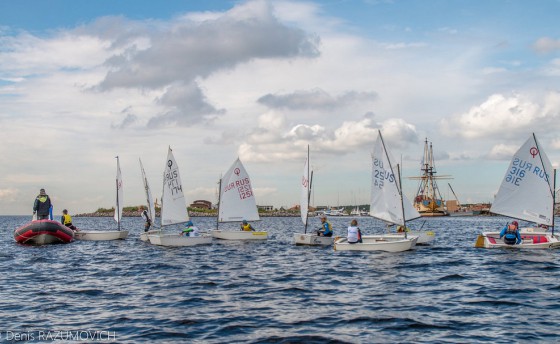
<box><xmin>75</xmin><ymin>156</ymin><xmax>129</xmax><ymax>241</ymax></box>
<box><xmin>334</xmin><ymin>131</ymin><xmax>418</xmax><ymax>252</ymax></box>
<box><xmin>409</xmin><ymin>138</ymin><xmax>450</xmax><ymax>216</ymax></box>
<box><xmin>211</xmin><ymin>158</ymin><xmax>268</xmax><ymax>240</ymax></box>
<box><xmin>475</xmin><ymin>133</ymin><xmax>560</xmax><ymax>249</ymax></box>
<box><xmin>139</xmin><ymin>158</ymin><xmax>158</xmax><ymax>241</ymax></box>
<box><xmin>293</xmin><ymin>146</ymin><xmax>333</xmax><ymax>246</ymax></box>
<box><xmin>147</xmin><ymin>147</ymin><xmax>212</xmax><ymax>246</ymax></box>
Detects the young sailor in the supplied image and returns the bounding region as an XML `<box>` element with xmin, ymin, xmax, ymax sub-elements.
<box><xmin>499</xmin><ymin>220</ymin><xmax>522</xmax><ymax>245</ymax></box>
<box><xmin>141</xmin><ymin>208</ymin><xmax>152</xmax><ymax>232</ymax></box>
<box><xmin>60</xmin><ymin>209</ymin><xmax>78</xmax><ymax>231</ymax></box>
<box><xmin>347</xmin><ymin>219</ymin><xmax>362</xmax><ymax>244</ymax></box>
<box><xmin>240</xmin><ymin>220</ymin><xmax>255</xmax><ymax>231</ymax></box>
<box><xmin>317</xmin><ymin>215</ymin><xmax>333</xmax><ymax>237</ymax></box>
<box><xmin>182</xmin><ymin>221</ymin><xmax>199</xmax><ymax>237</ymax></box>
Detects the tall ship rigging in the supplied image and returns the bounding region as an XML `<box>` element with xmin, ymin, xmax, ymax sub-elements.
<box><xmin>409</xmin><ymin>138</ymin><xmax>451</xmax><ymax>217</ymax></box>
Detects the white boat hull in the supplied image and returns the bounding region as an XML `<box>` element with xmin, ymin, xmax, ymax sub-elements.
<box><xmin>334</xmin><ymin>236</ymin><xmax>417</xmax><ymax>252</ymax></box>
<box><xmin>293</xmin><ymin>233</ymin><xmax>334</xmax><ymax>246</ymax></box>
<box><xmin>211</xmin><ymin>230</ymin><xmax>268</xmax><ymax>240</ymax></box>
<box><xmin>147</xmin><ymin>233</ymin><xmax>212</xmax><ymax>247</ymax></box>
<box><xmin>74</xmin><ymin>230</ymin><xmax>129</xmax><ymax>241</ymax></box>
<box><xmin>474</xmin><ymin>232</ymin><xmax>560</xmax><ymax>249</ymax></box>
<box><xmin>140</xmin><ymin>230</ymin><xmax>161</xmax><ymax>242</ymax></box>
<box><xmin>368</xmin><ymin>231</ymin><xmax>435</xmax><ymax>245</ymax></box>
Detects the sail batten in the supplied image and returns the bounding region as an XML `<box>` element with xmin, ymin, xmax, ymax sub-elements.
<box><xmin>161</xmin><ymin>147</ymin><xmax>189</xmax><ymax>227</ymax></box>
<box><xmin>219</xmin><ymin>158</ymin><xmax>260</xmax><ymax>222</ymax></box>
<box><xmin>370</xmin><ymin>131</ymin><xmax>421</xmax><ymax>225</ymax></box>
<box><xmin>490</xmin><ymin>134</ymin><xmax>554</xmax><ymax>225</ymax></box>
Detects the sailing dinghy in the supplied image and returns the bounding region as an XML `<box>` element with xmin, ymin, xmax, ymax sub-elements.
<box><xmin>294</xmin><ymin>146</ymin><xmax>333</xmax><ymax>246</ymax></box>
<box><xmin>211</xmin><ymin>158</ymin><xmax>268</xmax><ymax>240</ymax></box>
<box><xmin>139</xmin><ymin>158</ymin><xmax>158</xmax><ymax>242</ymax></box>
<box><xmin>334</xmin><ymin>131</ymin><xmax>418</xmax><ymax>252</ymax></box>
<box><xmin>475</xmin><ymin>134</ymin><xmax>560</xmax><ymax>249</ymax></box>
<box><xmin>147</xmin><ymin>147</ymin><xmax>212</xmax><ymax>247</ymax></box>
<box><xmin>75</xmin><ymin>156</ymin><xmax>129</xmax><ymax>241</ymax></box>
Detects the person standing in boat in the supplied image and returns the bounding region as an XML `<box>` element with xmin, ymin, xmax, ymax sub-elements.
<box><xmin>317</xmin><ymin>215</ymin><xmax>333</xmax><ymax>237</ymax></box>
<box><xmin>499</xmin><ymin>220</ymin><xmax>522</xmax><ymax>245</ymax></box>
<box><xmin>182</xmin><ymin>221</ymin><xmax>199</xmax><ymax>237</ymax></box>
<box><xmin>347</xmin><ymin>219</ymin><xmax>362</xmax><ymax>243</ymax></box>
<box><xmin>33</xmin><ymin>188</ymin><xmax>52</xmax><ymax>220</ymax></box>
<box><xmin>141</xmin><ymin>208</ymin><xmax>152</xmax><ymax>232</ymax></box>
<box><xmin>60</xmin><ymin>209</ymin><xmax>78</xmax><ymax>231</ymax></box>
<box><xmin>240</xmin><ymin>219</ymin><xmax>255</xmax><ymax>231</ymax></box>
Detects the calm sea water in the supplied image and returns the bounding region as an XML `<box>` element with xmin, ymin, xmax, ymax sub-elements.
<box><xmin>1</xmin><ymin>215</ymin><xmax>560</xmax><ymax>343</ymax></box>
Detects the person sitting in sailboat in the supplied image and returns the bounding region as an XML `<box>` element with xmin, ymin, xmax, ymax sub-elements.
<box><xmin>316</xmin><ymin>215</ymin><xmax>333</xmax><ymax>237</ymax></box>
<box><xmin>240</xmin><ymin>220</ymin><xmax>255</xmax><ymax>231</ymax></box>
<box><xmin>396</xmin><ymin>225</ymin><xmax>410</xmax><ymax>233</ymax></box>
<box><xmin>499</xmin><ymin>221</ymin><xmax>522</xmax><ymax>245</ymax></box>
<box><xmin>347</xmin><ymin>219</ymin><xmax>362</xmax><ymax>244</ymax></box>
<box><xmin>182</xmin><ymin>221</ymin><xmax>199</xmax><ymax>237</ymax></box>
<box><xmin>60</xmin><ymin>209</ymin><xmax>78</xmax><ymax>231</ymax></box>
<box><xmin>141</xmin><ymin>208</ymin><xmax>152</xmax><ymax>232</ymax></box>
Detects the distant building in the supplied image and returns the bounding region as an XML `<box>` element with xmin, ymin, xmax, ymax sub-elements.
<box><xmin>189</xmin><ymin>200</ymin><xmax>212</xmax><ymax>209</ymax></box>
<box><xmin>257</xmin><ymin>205</ymin><xmax>274</xmax><ymax>211</ymax></box>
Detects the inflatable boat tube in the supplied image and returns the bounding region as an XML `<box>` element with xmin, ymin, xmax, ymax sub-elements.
<box><xmin>14</xmin><ymin>220</ymin><xmax>75</xmax><ymax>245</ymax></box>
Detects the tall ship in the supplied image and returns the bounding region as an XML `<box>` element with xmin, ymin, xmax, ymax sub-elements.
<box><xmin>409</xmin><ymin>138</ymin><xmax>451</xmax><ymax>217</ymax></box>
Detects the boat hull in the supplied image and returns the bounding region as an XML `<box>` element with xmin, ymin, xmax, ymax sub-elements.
<box><xmin>74</xmin><ymin>230</ymin><xmax>129</xmax><ymax>241</ymax></box>
<box><xmin>449</xmin><ymin>211</ymin><xmax>475</xmax><ymax>217</ymax></box>
<box><xmin>148</xmin><ymin>233</ymin><xmax>212</xmax><ymax>246</ymax></box>
<box><xmin>334</xmin><ymin>236</ymin><xmax>417</xmax><ymax>252</ymax></box>
<box><xmin>14</xmin><ymin>220</ymin><xmax>74</xmax><ymax>245</ymax></box>
<box><xmin>293</xmin><ymin>233</ymin><xmax>334</xmax><ymax>246</ymax></box>
<box><xmin>211</xmin><ymin>230</ymin><xmax>268</xmax><ymax>240</ymax></box>
<box><xmin>367</xmin><ymin>231</ymin><xmax>435</xmax><ymax>245</ymax></box>
<box><xmin>474</xmin><ymin>232</ymin><xmax>560</xmax><ymax>249</ymax></box>
<box><xmin>140</xmin><ymin>230</ymin><xmax>161</xmax><ymax>242</ymax></box>
<box><xmin>418</xmin><ymin>211</ymin><xmax>448</xmax><ymax>217</ymax></box>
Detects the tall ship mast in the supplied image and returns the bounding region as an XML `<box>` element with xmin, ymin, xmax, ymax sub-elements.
<box><xmin>409</xmin><ymin>138</ymin><xmax>451</xmax><ymax>217</ymax></box>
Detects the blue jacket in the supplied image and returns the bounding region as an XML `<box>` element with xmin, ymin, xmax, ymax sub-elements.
<box><xmin>321</xmin><ymin>221</ymin><xmax>333</xmax><ymax>236</ymax></box>
<box><xmin>499</xmin><ymin>225</ymin><xmax>522</xmax><ymax>245</ymax></box>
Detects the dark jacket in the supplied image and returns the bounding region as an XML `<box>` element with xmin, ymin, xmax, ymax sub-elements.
<box><xmin>33</xmin><ymin>194</ymin><xmax>52</xmax><ymax>216</ymax></box>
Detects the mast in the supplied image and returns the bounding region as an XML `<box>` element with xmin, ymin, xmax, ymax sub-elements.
<box><xmin>216</xmin><ymin>177</ymin><xmax>222</xmax><ymax>231</ymax></box>
<box><xmin>304</xmin><ymin>145</ymin><xmax>312</xmax><ymax>234</ymax></box>
<box><xmin>532</xmin><ymin>133</ymin><xmax>555</xmax><ymax>230</ymax></box>
<box><xmin>378</xmin><ymin>131</ymin><xmax>405</xmax><ymax>237</ymax></box>
<box><xmin>397</xmin><ymin>164</ymin><xmax>407</xmax><ymax>239</ymax></box>
<box><xmin>115</xmin><ymin>156</ymin><xmax>121</xmax><ymax>231</ymax></box>
<box><xmin>553</xmin><ymin>169</ymin><xmax>557</xmax><ymax>236</ymax></box>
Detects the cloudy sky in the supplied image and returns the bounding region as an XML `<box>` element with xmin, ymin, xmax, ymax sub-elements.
<box><xmin>1</xmin><ymin>0</ymin><xmax>560</xmax><ymax>215</ymax></box>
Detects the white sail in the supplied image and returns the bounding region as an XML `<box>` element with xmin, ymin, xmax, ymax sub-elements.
<box><xmin>139</xmin><ymin>158</ymin><xmax>156</xmax><ymax>223</ymax></box>
<box><xmin>114</xmin><ymin>157</ymin><xmax>124</xmax><ymax>224</ymax></box>
<box><xmin>300</xmin><ymin>148</ymin><xmax>311</xmax><ymax>226</ymax></box>
<box><xmin>219</xmin><ymin>158</ymin><xmax>260</xmax><ymax>222</ymax></box>
<box><xmin>161</xmin><ymin>147</ymin><xmax>189</xmax><ymax>226</ymax></box>
<box><xmin>490</xmin><ymin>134</ymin><xmax>554</xmax><ymax>225</ymax></box>
<box><xmin>370</xmin><ymin>131</ymin><xmax>420</xmax><ymax>225</ymax></box>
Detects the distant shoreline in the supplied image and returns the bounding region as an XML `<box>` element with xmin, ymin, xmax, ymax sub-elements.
<box><xmin>74</xmin><ymin>210</ymin><xmax>300</xmax><ymax>217</ymax></box>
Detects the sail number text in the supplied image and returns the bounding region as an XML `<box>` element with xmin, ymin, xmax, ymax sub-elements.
<box><xmin>373</xmin><ymin>158</ymin><xmax>395</xmax><ymax>189</ymax></box>
<box><xmin>166</xmin><ymin>169</ymin><xmax>183</xmax><ymax>195</ymax></box>
<box><xmin>224</xmin><ymin>178</ymin><xmax>253</xmax><ymax>200</ymax></box>
<box><xmin>507</xmin><ymin>157</ymin><xmax>549</xmax><ymax>186</ymax></box>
